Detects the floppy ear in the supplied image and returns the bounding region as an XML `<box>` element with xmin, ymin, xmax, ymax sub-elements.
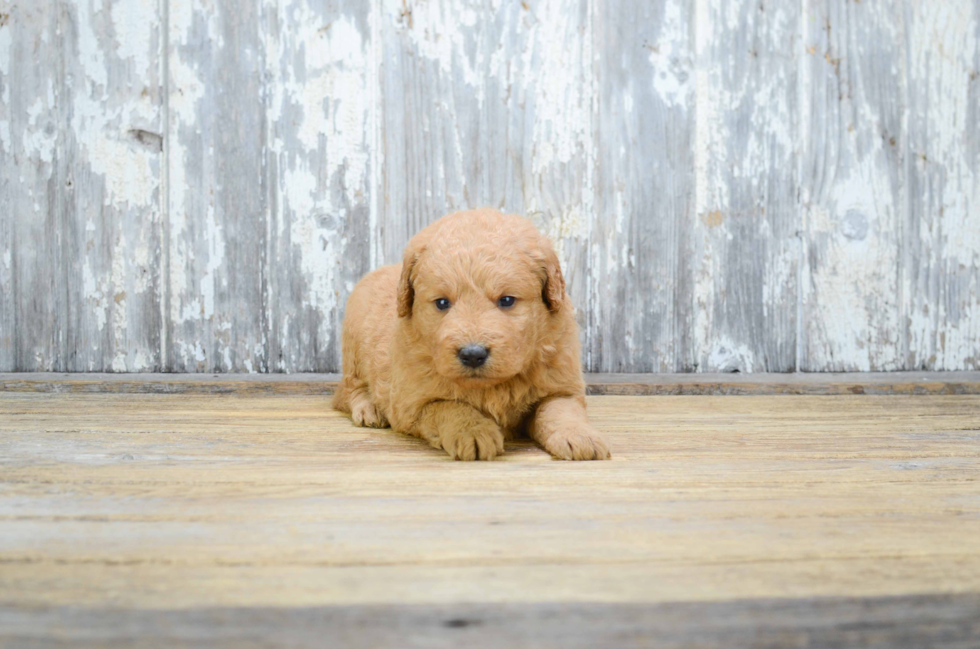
<box><xmin>539</xmin><ymin>240</ymin><xmax>565</xmax><ymax>313</ymax></box>
<box><xmin>397</xmin><ymin>244</ymin><xmax>424</xmax><ymax>318</ymax></box>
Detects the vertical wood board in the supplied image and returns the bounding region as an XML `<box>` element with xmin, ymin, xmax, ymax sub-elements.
<box><xmin>65</xmin><ymin>0</ymin><xmax>165</xmax><ymax>372</ymax></box>
<box><xmin>592</xmin><ymin>0</ymin><xmax>694</xmax><ymax>372</ymax></box>
<box><xmin>167</xmin><ymin>0</ymin><xmax>268</xmax><ymax>372</ymax></box>
<box><xmin>0</xmin><ymin>2</ymin><xmax>70</xmax><ymax>371</ymax></box>
<box><xmin>692</xmin><ymin>0</ymin><xmax>801</xmax><ymax>372</ymax></box>
<box><xmin>800</xmin><ymin>0</ymin><xmax>907</xmax><ymax>371</ymax></box>
<box><xmin>265</xmin><ymin>0</ymin><xmax>374</xmax><ymax>372</ymax></box>
<box><xmin>906</xmin><ymin>1</ymin><xmax>980</xmax><ymax>370</ymax></box>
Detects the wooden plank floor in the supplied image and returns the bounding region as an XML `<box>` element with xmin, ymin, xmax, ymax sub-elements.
<box><xmin>1</xmin><ymin>391</ymin><xmax>979</xmax><ymax>647</ymax></box>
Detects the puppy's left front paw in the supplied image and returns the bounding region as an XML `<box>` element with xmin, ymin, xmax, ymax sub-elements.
<box><xmin>544</xmin><ymin>426</ymin><xmax>611</xmax><ymax>461</ymax></box>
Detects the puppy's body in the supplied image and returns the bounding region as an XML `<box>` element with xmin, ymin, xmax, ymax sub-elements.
<box><xmin>334</xmin><ymin>208</ymin><xmax>609</xmax><ymax>461</ymax></box>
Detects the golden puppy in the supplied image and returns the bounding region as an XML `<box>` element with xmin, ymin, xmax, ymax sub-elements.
<box><xmin>333</xmin><ymin>208</ymin><xmax>610</xmax><ymax>461</ymax></box>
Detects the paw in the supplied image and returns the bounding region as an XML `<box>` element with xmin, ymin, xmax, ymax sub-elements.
<box><xmin>441</xmin><ymin>422</ymin><xmax>505</xmax><ymax>461</ymax></box>
<box><xmin>351</xmin><ymin>400</ymin><xmax>389</xmax><ymax>428</ymax></box>
<box><xmin>543</xmin><ymin>425</ymin><xmax>611</xmax><ymax>461</ymax></box>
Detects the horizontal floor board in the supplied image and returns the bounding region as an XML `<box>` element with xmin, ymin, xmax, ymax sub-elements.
<box><xmin>3</xmin><ymin>594</ymin><xmax>980</xmax><ymax>649</ymax></box>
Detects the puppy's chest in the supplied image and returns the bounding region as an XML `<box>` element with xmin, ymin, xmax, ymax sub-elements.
<box><xmin>461</xmin><ymin>384</ymin><xmax>541</xmax><ymax>432</ymax></box>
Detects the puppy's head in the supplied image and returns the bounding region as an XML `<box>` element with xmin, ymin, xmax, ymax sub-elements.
<box><xmin>397</xmin><ymin>210</ymin><xmax>566</xmax><ymax>387</ymax></box>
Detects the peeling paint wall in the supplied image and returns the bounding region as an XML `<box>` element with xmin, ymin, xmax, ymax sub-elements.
<box><xmin>1</xmin><ymin>0</ymin><xmax>978</xmax><ymax>373</ymax></box>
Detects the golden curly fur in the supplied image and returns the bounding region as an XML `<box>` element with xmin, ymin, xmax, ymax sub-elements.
<box><xmin>333</xmin><ymin>208</ymin><xmax>610</xmax><ymax>461</ymax></box>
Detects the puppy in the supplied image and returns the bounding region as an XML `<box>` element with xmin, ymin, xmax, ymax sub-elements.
<box><xmin>333</xmin><ymin>208</ymin><xmax>610</xmax><ymax>461</ymax></box>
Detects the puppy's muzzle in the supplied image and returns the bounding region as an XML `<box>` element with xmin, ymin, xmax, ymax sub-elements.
<box><xmin>457</xmin><ymin>344</ymin><xmax>489</xmax><ymax>369</ymax></box>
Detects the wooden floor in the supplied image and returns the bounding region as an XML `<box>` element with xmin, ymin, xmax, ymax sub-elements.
<box><xmin>2</xmin><ymin>388</ymin><xmax>979</xmax><ymax>647</ymax></box>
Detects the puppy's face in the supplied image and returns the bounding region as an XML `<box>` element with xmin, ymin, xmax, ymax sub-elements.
<box><xmin>399</xmin><ymin>235</ymin><xmax>564</xmax><ymax>388</ymax></box>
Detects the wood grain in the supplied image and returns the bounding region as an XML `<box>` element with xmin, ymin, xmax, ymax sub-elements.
<box><xmin>265</xmin><ymin>0</ymin><xmax>374</xmax><ymax>373</ymax></box>
<box><xmin>1</xmin><ymin>392</ymin><xmax>979</xmax><ymax>644</ymax></box>
<box><xmin>167</xmin><ymin>0</ymin><xmax>268</xmax><ymax>372</ymax></box>
<box><xmin>65</xmin><ymin>0</ymin><xmax>165</xmax><ymax>373</ymax></box>
<box><xmin>3</xmin><ymin>595</ymin><xmax>980</xmax><ymax>648</ymax></box>
<box><xmin>591</xmin><ymin>0</ymin><xmax>693</xmax><ymax>372</ymax></box>
<box><xmin>2</xmin><ymin>0</ymin><xmax>979</xmax><ymax>373</ymax></box>
<box><xmin>2</xmin><ymin>393</ymin><xmax>980</xmax><ymax>602</ymax></box>
<box><xmin>801</xmin><ymin>0</ymin><xmax>906</xmax><ymax>371</ymax></box>
<box><xmin>1</xmin><ymin>2</ymin><xmax>70</xmax><ymax>371</ymax></box>
<box><xmin>2</xmin><ymin>0</ymin><xmax>168</xmax><ymax>373</ymax></box>
<box><xmin>692</xmin><ymin>0</ymin><xmax>800</xmax><ymax>372</ymax></box>
<box><xmin>906</xmin><ymin>1</ymin><xmax>980</xmax><ymax>371</ymax></box>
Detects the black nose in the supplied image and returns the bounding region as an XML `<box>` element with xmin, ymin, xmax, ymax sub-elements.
<box><xmin>457</xmin><ymin>344</ymin><xmax>489</xmax><ymax>368</ymax></box>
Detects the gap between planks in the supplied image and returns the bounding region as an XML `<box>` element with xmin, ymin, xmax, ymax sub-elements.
<box><xmin>0</xmin><ymin>372</ymin><xmax>979</xmax><ymax>395</ymax></box>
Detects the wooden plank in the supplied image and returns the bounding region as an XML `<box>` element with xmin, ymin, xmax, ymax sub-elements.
<box><xmin>692</xmin><ymin>0</ymin><xmax>800</xmax><ymax>373</ymax></box>
<box><xmin>0</xmin><ymin>1</ymin><xmax>16</xmax><ymax>371</ymax></box>
<box><xmin>3</xmin><ymin>371</ymin><xmax>980</xmax><ymax>395</ymax></box>
<box><xmin>591</xmin><ymin>0</ymin><xmax>694</xmax><ymax>372</ymax></box>
<box><xmin>64</xmin><ymin>0</ymin><xmax>165</xmax><ymax>371</ymax></box>
<box><xmin>800</xmin><ymin>0</ymin><xmax>907</xmax><ymax>371</ymax></box>
<box><xmin>167</xmin><ymin>0</ymin><xmax>268</xmax><ymax>372</ymax></box>
<box><xmin>906</xmin><ymin>1</ymin><xmax>980</xmax><ymax>370</ymax></box>
<box><xmin>0</xmin><ymin>2</ymin><xmax>69</xmax><ymax>371</ymax></box>
<box><xmin>1</xmin><ymin>0</ymin><xmax>164</xmax><ymax>373</ymax></box>
<box><xmin>264</xmin><ymin>0</ymin><xmax>374</xmax><ymax>372</ymax></box>
<box><xmin>3</xmin><ymin>595</ymin><xmax>979</xmax><ymax>649</ymax></box>
<box><xmin>0</xmin><ymin>392</ymin><xmax>979</xmax><ymax>625</ymax></box>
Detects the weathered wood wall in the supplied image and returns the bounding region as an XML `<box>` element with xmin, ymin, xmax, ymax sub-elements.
<box><xmin>1</xmin><ymin>0</ymin><xmax>978</xmax><ymax>373</ymax></box>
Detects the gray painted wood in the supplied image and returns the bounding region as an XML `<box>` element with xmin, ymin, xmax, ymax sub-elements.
<box><xmin>693</xmin><ymin>0</ymin><xmax>800</xmax><ymax>372</ymax></box>
<box><xmin>801</xmin><ymin>0</ymin><xmax>907</xmax><ymax>372</ymax></box>
<box><xmin>592</xmin><ymin>0</ymin><xmax>694</xmax><ymax>372</ymax></box>
<box><xmin>166</xmin><ymin>0</ymin><xmax>269</xmax><ymax>372</ymax></box>
<box><xmin>65</xmin><ymin>0</ymin><xmax>165</xmax><ymax>372</ymax></box>
<box><xmin>0</xmin><ymin>5</ymin><xmax>9</xmax><ymax>372</ymax></box>
<box><xmin>0</xmin><ymin>1</ymin><xmax>165</xmax><ymax>373</ymax></box>
<box><xmin>1</xmin><ymin>2</ymin><xmax>70</xmax><ymax>371</ymax></box>
<box><xmin>1</xmin><ymin>0</ymin><xmax>978</xmax><ymax>373</ymax></box>
<box><xmin>906</xmin><ymin>0</ymin><xmax>980</xmax><ymax>371</ymax></box>
<box><xmin>265</xmin><ymin>0</ymin><xmax>374</xmax><ymax>372</ymax></box>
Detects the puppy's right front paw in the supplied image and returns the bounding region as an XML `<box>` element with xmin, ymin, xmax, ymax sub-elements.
<box><xmin>441</xmin><ymin>423</ymin><xmax>505</xmax><ymax>461</ymax></box>
<box><xmin>351</xmin><ymin>400</ymin><xmax>389</xmax><ymax>428</ymax></box>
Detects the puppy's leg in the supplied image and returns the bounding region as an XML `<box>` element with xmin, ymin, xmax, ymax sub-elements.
<box><xmin>332</xmin><ymin>377</ymin><xmax>354</xmax><ymax>413</ymax></box>
<box><xmin>528</xmin><ymin>396</ymin><xmax>611</xmax><ymax>461</ymax></box>
<box><xmin>415</xmin><ymin>402</ymin><xmax>505</xmax><ymax>461</ymax></box>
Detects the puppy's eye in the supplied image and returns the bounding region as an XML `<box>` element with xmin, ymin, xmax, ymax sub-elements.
<box><xmin>497</xmin><ymin>296</ymin><xmax>517</xmax><ymax>308</ymax></box>
<box><xmin>434</xmin><ymin>298</ymin><xmax>451</xmax><ymax>311</ymax></box>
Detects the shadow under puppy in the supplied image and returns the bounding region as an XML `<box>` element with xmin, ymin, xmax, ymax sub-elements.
<box><xmin>333</xmin><ymin>208</ymin><xmax>610</xmax><ymax>461</ymax></box>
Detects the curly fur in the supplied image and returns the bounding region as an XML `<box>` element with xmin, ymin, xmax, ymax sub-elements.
<box><xmin>333</xmin><ymin>208</ymin><xmax>610</xmax><ymax>461</ymax></box>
